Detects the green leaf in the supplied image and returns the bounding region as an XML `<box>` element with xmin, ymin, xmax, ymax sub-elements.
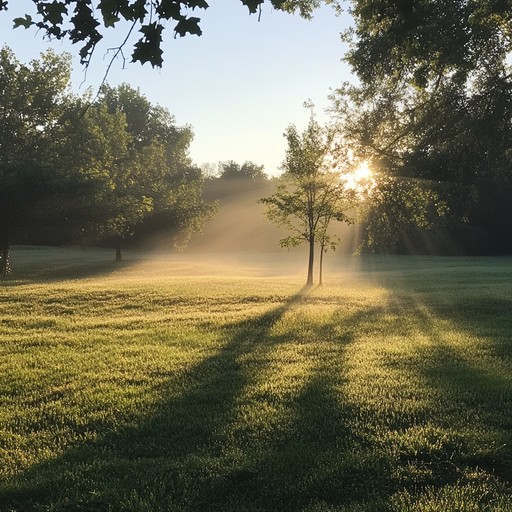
<box><xmin>42</xmin><ymin>1</ymin><xmax>68</xmax><ymax>26</ymax></box>
<box><xmin>98</xmin><ymin>0</ymin><xmax>120</xmax><ymax>27</ymax></box>
<box><xmin>186</xmin><ymin>0</ymin><xmax>209</xmax><ymax>9</ymax></box>
<box><xmin>13</xmin><ymin>15</ymin><xmax>33</xmax><ymax>29</ymax></box>
<box><xmin>131</xmin><ymin>0</ymin><xmax>147</xmax><ymax>22</ymax></box>
<box><xmin>241</xmin><ymin>0</ymin><xmax>264</xmax><ymax>14</ymax></box>
<box><xmin>132</xmin><ymin>23</ymin><xmax>164</xmax><ymax>67</ymax></box>
<box><xmin>117</xmin><ymin>0</ymin><xmax>133</xmax><ymax>20</ymax></box>
<box><xmin>174</xmin><ymin>16</ymin><xmax>202</xmax><ymax>37</ymax></box>
<box><xmin>157</xmin><ymin>0</ymin><xmax>181</xmax><ymax>20</ymax></box>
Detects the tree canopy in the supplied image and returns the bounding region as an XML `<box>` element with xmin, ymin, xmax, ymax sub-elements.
<box><xmin>261</xmin><ymin>115</ymin><xmax>353</xmax><ymax>285</ymax></box>
<box><xmin>0</xmin><ymin>47</ymin><xmax>73</xmax><ymax>274</ymax></box>
<box><xmin>332</xmin><ymin>0</ymin><xmax>512</xmax><ymax>254</ymax></box>
<box><xmin>4</xmin><ymin>1</ymin><xmax>512</xmax><ymax>255</ymax></box>
<box><xmin>0</xmin><ymin>48</ymin><xmax>215</xmax><ymax>274</ymax></box>
<box><xmin>3</xmin><ymin>0</ymin><xmax>329</xmax><ymax>68</ymax></box>
<box><xmin>219</xmin><ymin>161</ymin><xmax>267</xmax><ymax>182</ymax></box>
<box><xmin>346</xmin><ymin>0</ymin><xmax>512</xmax><ymax>90</ymax></box>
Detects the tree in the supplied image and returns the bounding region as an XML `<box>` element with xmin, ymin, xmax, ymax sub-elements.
<box><xmin>260</xmin><ymin>115</ymin><xmax>352</xmax><ymax>286</ymax></box>
<box><xmin>0</xmin><ymin>47</ymin><xmax>72</xmax><ymax>275</ymax></box>
<box><xmin>345</xmin><ymin>0</ymin><xmax>511</xmax><ymax>92</ymax></box>
<box><xmin>0</xmin><ymin>48</ymin><xmax>215</xmax><ymax>274</ymax></box>
<box><xmin>219</xmin><ymin>161</ymin><xmax>267</xmax><ymax>181</ymax></box>
<box><xmin>95</xmin><ymin>84</ymin><xmax>215</xmax><ymax>259</ymax></box>
<box><xmin>331</xmin><ymin>3</ymin><xmax>512</xmax><ymax>254</ymax></box>
<box><xmin>340</xmin><ymin>0</ymin><xmax>512</xmax><ymax>254</ymax></box>
<box><xmin>355</xmin><ymin>174</ymin><xmax>448</xmax><ymax>254</ymax></box>
<box><xmin>3</xmin><ymin>0</ymin><xmax>329</xmax><ymax>68</ymax></box>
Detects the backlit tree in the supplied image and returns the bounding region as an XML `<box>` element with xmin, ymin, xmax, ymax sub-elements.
<box><xmin>261</xmin><ymin>114</ymin><xmax>352</xmax><ymax>285</ymax></box>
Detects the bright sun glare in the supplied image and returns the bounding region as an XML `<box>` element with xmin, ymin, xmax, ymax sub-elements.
<box><xmin>344</xmin><ymin>161</ymin><xmax>374</xmax><ymax>191</ymax></box>
<box><xmin>353</xmin><ymin>161</ymin><xmax>372</xmax><ymax>181</ymax></box>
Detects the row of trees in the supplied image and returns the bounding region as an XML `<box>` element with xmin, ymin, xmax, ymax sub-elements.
<box><xmin>5</xmin><ymin>0</ymin><xmax>512</xmax><ymax>274</ymax></box>
<box><xmin>0</xmin><ymin>44</ymin><xmax>356</xmax><ymax>286</ymax></box>
<box><xmin>0</xmin><ymin>47</ymin><xmax>214</xmax><ymax>275</ymax></box>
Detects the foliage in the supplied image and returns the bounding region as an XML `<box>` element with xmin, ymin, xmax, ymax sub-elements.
<box><xmin>0</xmin><ymin>50</ymin><xmax>214</xmax><ymax>269</ymax></box>
<box><xmin>3</xmin><ymin>0</ymin><xmax>331</xmax><ymax>68</ymax></box>
<box><xmin>357</xmin><ymin>175</ymin><xmax>449</xmax><ymax>254</ymax></box>
<box><xmin>0</xmin><ymin>47</ymin><xmax>72</xmax><ymax>274</ymax></box>
<box><xmin>93</xmin><ymin>84</ymin><xmax>215</xmax><ymax>258</ymax></box>
<box><xmin>333</xmin><ymin>0</ymin><xmax>512</xmax><ymax>254</ymax></box>
<box><xmin>261</xmin><ymin>115</ymin><xmax>353</xmax><ymax>285</ymax></box>
<box><xmin>345</xmin><ymin>0</ymin><xmax>512</xmax><ymax>90</ymax></box>
<box><xmin>219</xmin><ymin>160</ymin><xmax>267</xmax><ymax>181</ymax></box>
<box><xmin>205</xmin><ymin>159</ymin><xmax>268</xmax><ymax>202</ymax></box>
<box><xmin>1</xmin><ymin>246</ymin><xmax>512</xmax><ymax>510</ymax></box>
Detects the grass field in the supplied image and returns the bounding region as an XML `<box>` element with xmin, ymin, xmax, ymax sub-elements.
<box><xmin>1</xmin><ymin>246</ymin><xmax>512</xmax><ymax>511</ymax></box>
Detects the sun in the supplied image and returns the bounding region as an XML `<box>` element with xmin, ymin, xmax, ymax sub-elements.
<box><xmin>353</xmin><ymin>161</ymin><xmax>373</xmax><ymax>181</ymax></box>
<box><xmin>344</xmin><ymin>161</ymin><xmax>374</xmax><ymax>191</ymax></box>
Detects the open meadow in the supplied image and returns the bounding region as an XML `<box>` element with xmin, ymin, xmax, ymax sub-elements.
<box><xmin>1</xmin><ymin>246</ymin><xmax>512</xmax><ymax>511</ymax></box>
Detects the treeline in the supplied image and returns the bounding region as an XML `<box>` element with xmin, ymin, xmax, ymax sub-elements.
<box><xmin>0</xmin><ymin>47</ymin><xmax>214</xmax><ymax>274</ymax></box>
<box><xmin>187</xmin><ymin>161</ymin><xmax>284</xmax><ymax>253</ymax></box>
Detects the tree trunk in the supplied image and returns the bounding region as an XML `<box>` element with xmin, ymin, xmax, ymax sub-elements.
<box><xmin>307</xmin><ymin>237</ymin><xmax>314</xmax><ymax>286</ymax></box>
<box><xmin>319</xmin><ymin>245</ymin><xmax>324</xmax><ymax>286</ymax></box>
<box><xmin>0</xmin><ymin>243</ymin><xmax>11</xmax><ymax>276</ymax></box>
<box><xmin>115</xmin><ymin>243</ymin><xmax>122</xmax><ymax>262</ymax></box>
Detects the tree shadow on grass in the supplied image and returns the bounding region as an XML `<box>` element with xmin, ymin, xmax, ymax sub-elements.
<box><xmin>0</xmin><ymin>288</ymin><xmax>402</xmax><ymax>512</ymax></box>
<box><xmin>237</xmin><ymin>307</ymin><xmax>396</xmax><ymax>512</ymax></box>
<box><xmin>383</xmin><ymin>290</ymin><xmax>512</xmax><ymax>498</ymax></box>
<box><xmin>0</xmin><ymin>286</ymin><xmax>302</xmax><ymax>510</ymax></box>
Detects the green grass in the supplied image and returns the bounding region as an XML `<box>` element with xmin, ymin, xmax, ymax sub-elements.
<box><xmin>1</xmin><ymin>246</ymin><xmax>512</xmax><ymax>511</ymax></box>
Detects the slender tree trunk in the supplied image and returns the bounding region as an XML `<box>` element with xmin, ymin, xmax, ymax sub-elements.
<box><xmin>0</xmin><ymin>242</ymin><xmax>11</xmax><ymax>276</ymax></box>
<box><xmin>319</xmin><ymin>245</ymin><xmax>324</xmax><ymax>286</ymax></box>
<box><xmin>307</xmin><ymin>237</ymin><xmax>314</xmax><ymax>286</ymax></box>
<box><xmin>115</xmin><ymin>243</ymin><xmax>122</xmax><ymax>262</ymax></box>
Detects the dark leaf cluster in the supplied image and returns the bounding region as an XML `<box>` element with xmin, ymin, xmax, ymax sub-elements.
<box><xmin>2</xmin><ymin>0</ymin><xmax>326</xmax><ymax>67</ymax></box>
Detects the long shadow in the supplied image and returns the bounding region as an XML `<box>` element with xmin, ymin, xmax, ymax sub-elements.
<box><xmin>236</xmin><ymin>306</ymin><xmax>396</xmax><ymax>511</ymax></box>
<box><xmin>347</xmin><ymin>258</ymin><xmax>512</xmax><ymax>505</ymax></box>
<box><xmin>11</xmin><ymin>273</ymin><xmax>509</xmax><ymax>511</ymax></box>
<box><xmin>384</xmin><ymin>288</ymin><xmax>512</xmax><ymax>493</ymax></box>
<box><xmin>1</xmin><ymin>287</ymin><xmax>312</xmax><ymax>511</ymax></box>
<box><xmin>5</xmin><ymin>266</ymin><xmax>512</xmax><ymax>510</ymax></box>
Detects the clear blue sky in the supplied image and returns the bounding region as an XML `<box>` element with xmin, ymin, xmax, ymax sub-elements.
<box><xmin>1</xmin><ymin>0</ymin><xmax>354</xmax><ymax>175</ymax></box>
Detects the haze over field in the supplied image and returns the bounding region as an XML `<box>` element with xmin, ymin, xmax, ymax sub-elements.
<box><xmin>8</xmin><ymin>245</ymin><xmax>365</xmax><ymax>282</ymax></box>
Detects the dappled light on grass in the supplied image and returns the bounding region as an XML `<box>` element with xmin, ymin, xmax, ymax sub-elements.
<box><xmin>1</xmin><ymin>250</ymin><xmax>512</xmax><ymax>510</ymax></box>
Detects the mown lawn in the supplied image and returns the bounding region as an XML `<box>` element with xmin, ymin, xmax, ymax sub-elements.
<box><xmin>1</xmin><ymin>247</ymin><xmax>512</xmax><ymax>511</ymax></box>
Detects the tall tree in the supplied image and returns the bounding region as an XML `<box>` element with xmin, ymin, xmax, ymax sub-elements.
<box><xmin>96</xmin><ymin>84</ymin><xmax>215</xmax><ymax>259</ymax></box>
<box><xmin>330</xmin><ymin>81</ymin><xmax>453</xmax><ymax>253</ymax></box>
<box><xmin>330</xmin><ymin>1</ymin><xmax>512</xmax><ymax>253</ymax></box>
<box><xmin>260</xmin><ymin>115</ymin><xmax>352</xmax><ymax>285</ymax></box>
<box><xmin>0</xmin><ymin>47</ymin><xmax>72</xmax><ymax>275</ymax></box>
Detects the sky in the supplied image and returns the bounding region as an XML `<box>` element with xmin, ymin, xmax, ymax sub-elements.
<box><xmin>1</xmin><ymin>0</ymin><xmax>354</xmax><ymax>175</ymax></box>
